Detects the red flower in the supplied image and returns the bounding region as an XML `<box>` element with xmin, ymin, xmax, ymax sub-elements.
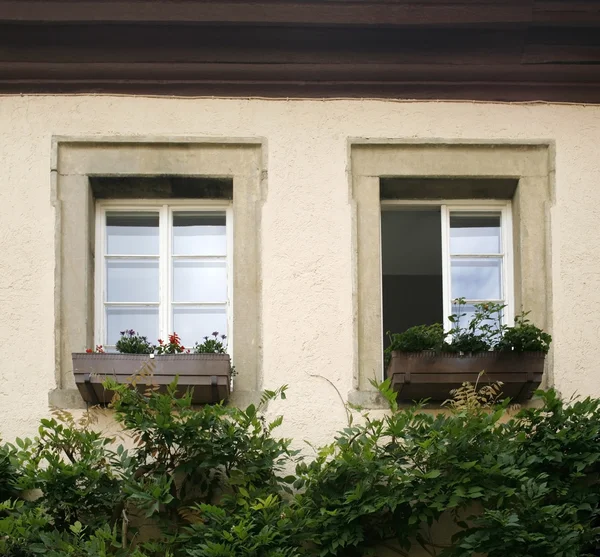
<box><xmin>86</xmin><ymin>348</ymin><xmax>93</xmax><ymax>354</ymax></box>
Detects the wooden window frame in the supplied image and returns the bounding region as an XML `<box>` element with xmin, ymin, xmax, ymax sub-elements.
<box><xmin>95</xmin><ymin>199</ymin><xmax>233</xmax><ymax>352</ymax></box>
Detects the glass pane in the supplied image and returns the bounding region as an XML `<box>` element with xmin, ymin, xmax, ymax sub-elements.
<box><xmin>450</xmin><ymin>212</ymin><xmax>501</xmax><ymax>254</ymax></box>
<box><xmin>106</xmin><ymin>306</ymin><xmax>159</xmax><ymax>346</ymax></box>
<box><xmin>451</xmin><ymin>258</ymin><xmax>502</xmax><ymax>300</ymax></box>
<box><xmin>450</xmin><ymin>303</ymin><xmax>504</xmax><ymax>331</ymax></box>
<box><xmin>172</xmin><ymin>306</ymin><xmax>227</xmax><ymax>348</ymax></box>
<box><xmin>173</xmin><ymin>260</ymin><xmax>227</xmax><ymax>303</ymax></box>
<box><xmin>107</xmin><ymin>259</ymin><xmax>159</xmax><ymax>302</ymax></box>
<box><xmin>106</xmin><ymin>212</ymin><xmax>159</xmax><ymax>255</ymax></box>
<box><xmin>173</xmin><ymin>212</ymin><xmax>226</xmax><ymax>256</ymax></box>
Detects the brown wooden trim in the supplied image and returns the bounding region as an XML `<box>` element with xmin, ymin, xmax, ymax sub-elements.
<box><xmin>0</xmin><ymin>26</ymin><xmax>530</xmax><ymax>65</ymax></box>
<box><xmin>1</xmin><ymin>0</ymin><xmax>598</xmax><ymax>27</ymax></box>
<box><xmin>0</xmin><ymin>0</ymin><xmax>536</xmax><ymax>26</ymax></box>
<box><xmin>0</xmin><ymin>3</ymin><xmax>598</xmax><ymax>102</ymax></box>
<box><xmin>534</xmin><ymin>1</ymin><xmax>600</xmax><ymax>25</ymax></box>
<box><xmin>2</xmin><ymin>62</ymin><xmax>599</xmax><ymax>85</ymax></box>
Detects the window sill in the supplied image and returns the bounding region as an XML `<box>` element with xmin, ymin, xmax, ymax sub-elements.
<box><xmin>347</xmin><ymin>389</ymin><xmax>392</xmax><ymax>410</ymax></box>
<box><xmin>48</xmin><ymin>388</ymin><xmax>89</xmax><ymax>409</ymax></box>
<box><xmin>48</xmin><ymin>387</ymin><xmax>262</xmax><ymax>410</ymax></box>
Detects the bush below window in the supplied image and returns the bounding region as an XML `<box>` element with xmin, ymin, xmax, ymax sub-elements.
<box><xmin>1</xmin><ymin>378</ymin><xmax>599</xmax><ymax>557</ymax></box>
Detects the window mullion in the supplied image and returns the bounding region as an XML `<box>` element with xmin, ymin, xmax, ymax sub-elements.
<box><xmin>160</xmin><ymin>205</ymin><xmax>170</xmax><ymax>340</ymax></box>
<box><xmin>95</xmin><ymin>205</ymin><xmax>105</xmax><ymax>347</ymax></box>
<box><xmin>502</xmin><ymin>204</ymin><xmax>514</xmax><ymax>326</ymax></box>
<box><xmin>440</xmin><ymin>204</ymin><xmax>451</xmax><ymax>329</ymax></box>
<box><xmin>226</xmin><ymin>206</ymin><xmax>234</xmax><ymax>356</ymax></box>
<box><xmin>450</xmin><ymin>253</ymin><xmax>505</xmax><ymax>259</ymax></box>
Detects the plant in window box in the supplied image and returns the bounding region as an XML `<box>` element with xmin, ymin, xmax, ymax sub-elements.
<box><xmin>384</xmin><ymin>324</ymin><xmax>444</xmax><ymax>368</ymax></box>
<box><xmin>495</xmin><ymin>312</ymin><xmax>552</xmax><ymax>354</ymax></box>
<box><xmin>386</xmin><ymin>301</ymin><xmax>551</xmax><ymax>402</ymax></box>
<box><xmin>72</xmin><ymin>331</ymin><xmax>231</xmax><ymax>406</ymax></box>
<box><xmin>115</xmin><ymin>329</ymin><xmax>154</xmax><ymax>354</ymax></box>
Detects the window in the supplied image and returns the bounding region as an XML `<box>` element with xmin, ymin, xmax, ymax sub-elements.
<box><xmin>381</xmin><ymin>201</ymin><xmax>513</xmax><ymax>344</ymax></box>
<box><xmin>95</xmin><ymin>202</ymin><xmax>232</xmax><ymax>351</ymax></box>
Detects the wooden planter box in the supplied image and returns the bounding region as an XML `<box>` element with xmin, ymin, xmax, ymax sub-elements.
<box><xmin>387</xmin><ymin>351</ymin><xmax>545</xmax><ymax>402</ymax></box>
<box><xmin>72</xmin><ymin>353</ymin><xmax>231</xmax><ymax>405</ymax></box>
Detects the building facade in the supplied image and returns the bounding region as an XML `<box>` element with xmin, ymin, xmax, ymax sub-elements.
<box><xmin>0</xmin><ymin>1</ymin><xmax>599</xmax><ymax>448</ymax></box>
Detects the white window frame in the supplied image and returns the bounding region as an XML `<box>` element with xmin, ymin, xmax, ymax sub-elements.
<box><xmin>95</xmin><ymin>199</ymin><xmax>234</xmax><ymax>352</ymax></box>
<box><xmin>380</xmin><ymin>199</ymin><xmax>514</xmax><ymax>334</ymax></box>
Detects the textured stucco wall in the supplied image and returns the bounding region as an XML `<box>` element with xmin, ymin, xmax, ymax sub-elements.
<box><xmin>0</xmin><ymin>96</ymin><xmax>599</xmax><ymax>448</ymax></box>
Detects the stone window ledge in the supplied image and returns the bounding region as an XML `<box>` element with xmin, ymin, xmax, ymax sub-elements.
<box><xmin>48</xmin><ymin>388</ymin><xmax>263</xmax><ymax>410</ymax></box>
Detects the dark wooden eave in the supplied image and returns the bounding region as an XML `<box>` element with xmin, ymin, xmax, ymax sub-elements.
<box><xmin>0</xmin><ymin>0</ymin><xmax>599</xmax><ymax>102</ymax></box>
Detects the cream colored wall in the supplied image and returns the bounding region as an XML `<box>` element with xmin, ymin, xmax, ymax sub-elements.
<box><xmin>0</xmin><ymin>96</ymin><xmax>599</xmax><ymax>448</ymax></box>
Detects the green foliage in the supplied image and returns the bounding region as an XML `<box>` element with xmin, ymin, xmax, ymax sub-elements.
<box><xmin>1</xmin><ymin>377</ymin><xmax>599</xmax><ymax>557</ymax></box>
<box><xmin>154</xmin><ymin>332</ymin><xmax>188</xmax><ymax>354</ymax></box>
<box><xmin>444</xmin><ymin>299</ymin><xmax>506</xmax><ymax>354</ymax></box>
<box><xmin>113</xmin><ymin>330</ymin><xmax>233</xmax><ymax>356</ymax></box>
<box><xmin>180</xmin><ymin>496</ymin><xmax>304</xmax><ymax>557</ymax></box>
<box><xmin>386</xmin><ymin>324</ymin><xmax>444</xmax><ymax>355</ymax></box>
<box><xmin>115</xmin><ymin>330</ymin><xmax>155</xmax><ymax>355</ymax></box>
<box><xmin>387</xmin><ymin>299</ymin><xmax>551</xmax><ymax>356</ymax></box>
<box><xmin>295</xmin><ymin>384</ymin><xmax>600</xmax><ymax>557</ymax></box>
<box><xmin>106</xmin><ymin>378</ymin><xmax>294</xmax><ymax>530</ymax></box>
<box><xmin>193</xmin><ymin>332</ymin><xmax>228</xmax><ymax>354</ymax></box>
<box><xmin>8</xmin><ymin>409</ymin><xmax>124</xmax><ymax>533</ymax></box>
<box><xmin>0</xmin><ymin>379</ymin><xmax>293</xmax><ymax>556</ymax></box>
<box><xmin>0</xmin><ymin>501</ymin><xmax>147</xmax><ymax>557</ymax></box>
<box><xmin>496</xmin><ymin>311</ymin><xmax>552</xmax><ymax>353</ymax></box>
<box><xmin>0</xmin><ymin>441</ymin><xmax>20</xmax><ymax>502</ymax></box>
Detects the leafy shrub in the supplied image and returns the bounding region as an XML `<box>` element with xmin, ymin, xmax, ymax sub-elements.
<box><xmin>0</xmin><ymin>442</ymin><xmax>19</xmax><ymax>502</ymax></box>
<box><xmin>9</xmin><ymin>409</ymin><xmax>124</xmax><ymax>533</ymax></box>
<box><xmin>1</xmin><ymin>377</ymin><xmax>599</xmax><ymax>557</ymax></box>
<box><xmin>180</xmin><ymin>497</ymin><xmax>305</xmax><ymax>557</ymax></box>
<box><xmin>0</xmin><ymin>502</ymin><xmax>146</xmax><ymax>557</ymax></box>
<box><xmin>106</xmin><ymin>378</ymin><xmax>293</xmax><ymax>530</ymax></box>
<box><xmin>295</xmin><ymin>382</ymin><xmax>600</xmax><ymax>557</ymax></box>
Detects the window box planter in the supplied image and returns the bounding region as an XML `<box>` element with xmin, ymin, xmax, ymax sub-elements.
<box><xmin>72</xmin><ymin>353</ymin><xmax>231</xmax><ymax>405</ymax></box>
<box><xmin>387</xmin><ymin>351</ymin><xmax>545</xmax><ymax>402</ymax></box>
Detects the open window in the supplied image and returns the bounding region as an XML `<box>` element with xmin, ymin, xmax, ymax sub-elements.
<box><xmin>379</xmin><ymin>201</ymin><xmax>541</xmax><ymax>402</ymax></box>
<box><xmin>381</xmin><ymin>201</ymin><xmax>513</xmax><ymax>346</ymax></box>
<box><xmin>350</xmin><ymin>143</ymin><xmax>551</xmax><ymax>407</ymax></box>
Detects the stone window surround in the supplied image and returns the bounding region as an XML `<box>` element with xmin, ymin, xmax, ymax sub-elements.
<box><xmin>49</xmin><ymin>138</ymin><xmax>266</xmax><ymax>409</ymax></box>
<box><xmin>348</xmin><ymin>140</ymin><xmax>554</xmax><ymax>408</ymax></box>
